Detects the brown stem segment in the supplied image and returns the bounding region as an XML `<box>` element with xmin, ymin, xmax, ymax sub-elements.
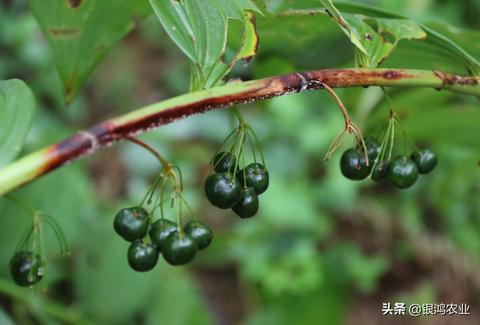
<box><xmin>0</xmin><ymin>68</ymin><xmax>478</xmax><ymax>195</ymax></box>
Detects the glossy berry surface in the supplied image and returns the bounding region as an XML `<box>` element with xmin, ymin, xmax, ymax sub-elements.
<box><xmin>205</xmin><ymin>172</ymin><xmax>242</xmax><ymax>209</ymax></box>
<box><xmin>212</xmin><ymin>151</ymin><xmax>236</xmax><ymax>173</ymax></box>
<box><xmin>184</xmin><ymin>220</ymin><xmax>213</xmax><ymax>250</ymax></box>
<box><xmin>364</xmin><ymin>137</ymin><xmax>381</xmax><ymax>161</ymax></box>
<box><xmin>388</xmin><ymin>156</ymin><xmax>419</xmax><ymax>189</ymax></box>
<box><xmin>127</xmin><ymin>241</ymin><xmax>159</xmax><ymax>272</ymax></box>
<box><xmin>162</xmin><ymin>232</ymin><xmax>197</xmax><ymax>266</ymax></box>
<box><xmin>411</xmin><ymin>149</ymin><xmax>438</xmax><ymax>174</ymax></box>
<box><xmin>340</xmin><ymin>148</ymin><xmax>371</xmax><ymax>180</ymax></box>
<box><xmin>371</xmin><ymin>160</ymin><xmax>390</xmax><ymax>182</ymax></box>
<box><xmin>237</xmin><ymin>163</ymin><xmax>269</xmax><ymax>194</ymax></box>
<box><xmin>149</xmin><ymin>219</ymin><xmax>177</xmax><ymax>251</ymax></box>
<box><xmin>114</xmin><ymin>207</ymin><xmax>150</xmax><ymax>242</ymax></box>
<box><xmin>232</xmin><ymin>187</ymin><xmax>259</xmax><ymax>219</ymax></box>
<box><xmin>10</xmin><ymin>251</ymin><xmax>43</xmax><ymax>287</ymax></box>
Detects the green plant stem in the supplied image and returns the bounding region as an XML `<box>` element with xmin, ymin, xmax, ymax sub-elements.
<box><xmin>0</xmin><ymin>68</ymin><xmax>478</xmax><ymax>196</ymax></box>
<box><xmin>124</xmin><ymin>136</ymin><xmax>169</xmax><ymax>167</ymax></box>
<box><xmin>4</xmin><ymin>195</ymin><xmax>37</xmax><ymax>215</ymax></box>
<box><xmin>232</xmin><ymin>107</ymin><xmax>246</xmax><ymax>124</ymax></box>
<box><xmin>0</xmin><ymin>279</ymin><xmax>91</xmax><ymax>324</ymax></box>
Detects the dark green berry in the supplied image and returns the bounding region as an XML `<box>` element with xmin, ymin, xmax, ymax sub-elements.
<box><xmin>162</xmin><ymin>232</ymin><xmax>197</xmax><ymax>266</ymax></box>
<box><xmin>205</xmin><ymin>172</ymin><xmax>242</xmax><ymax>209</ymax></box>
<box><xmin>184</xmin><ymin>220</ymin><xmax>213</xmax><ymax>250</ymax></box>
<box><xmin>232</xmin><ymin>187</ymin><xmax>259</xmax><ymax>219</ymax></box>
<box><xmin>388</xmin><ymin>156</ymin><xmax>419</xmax><ymax>189</ymax></box>
<box><xmin>237</xmin><ymin>163</ymin><xmax>269</xmax><ymax>195</ymax></box>
<box><xmin>10</xmin><ymin>251</ymin><xmax>43</xmax><ymax>287</ymax></box>
<box><xmin>340</xmin><ymin>148</ymin><xmax>371</xmax><ymax>180</ymax></box>
<box><xmin>212</xmin><ymin>151</ymin><xmax>236</xmax><ymax>173</ymax></box>
<box><xmin>114</xmin><ymin>207</ymin><xmax>150</xmax><ymax>242</ymax></box>
<box><xmin>411</xmin><ymin>149</ymin><xmax>438</xmax><ymax>174</ymax></box>
<box><xmin>149</xmin><ymin>219</ymin><xmax>177</xmax><ymax>251</ymax></box>
<box><xmin>371</xmin><ymin>160</ymin><xmax>390</xmax><ymax>182</ymax></box>
<box><xmin>127</xmin><ymin>241</ymin><xmax>159</xmax><ymax>272</ymax></box>
<box><xmin>364</xmin><ymin>137</ymin><xmax>381</xmax><ymax>161</ymax></box>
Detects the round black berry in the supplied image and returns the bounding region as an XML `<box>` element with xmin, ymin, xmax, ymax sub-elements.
<box><xmin>127</xmin><ymin>241</ymin><xmax>159</xmax><ymax>272</ymax></box>
<box><xmin>237</xmin><ymin>163</ymin><xmax>269</xmax><ymax>194</ymax></box>
<box><xmin>371</xmin><ymin>160</ymin><xmax>390</xmax><ymax>182</ymax></box>
<box><xmin>114</xmin><ymin>207</ymin><xmax>150</xmax><ymax>242</ymax></box>
<box><xmin>364</xmin><ymin>137</ymin><xmax>381</xmax><ymax>161</ymax></box>
<box><xmin>212</xmin><ymin>151</ymin><xmax>236</xmax><ymax>173</ymax></box>
<box><xmin>411</xmin><ymin>149</ymin><xmax>438</xmax><ymax>174</ymax></box>
<box><xmin>205</xmin><ymin>172</ymin><xmax>242</xmax><ymax>209</ymax></box>
<box><xmin>10</xmin><ymin>251</ymin><xmax>43</xmax><ymax>287</ymax></box>
<box><xmin>184</xmin><ymin>220</ymin><xmax>213</xmax><ymax>250</ymax></box>
<box><xmin>340</xmin><ymin>148</ymin><xmax>371</xmax><ymax>180</ymax></box>
<box><xmin>232</xmin><ymin>187</ymin><xmax>259</xmax><ymax>219</ymax></box>
<box><xmin>388</xmin><ymin>156</ymin><xmax>419</xmax><ymax>189</ymax></box>
<box><xmin>149</xmin><ymin>219</ymin><xmax>177</xmax><ymax>251</ymax></box>
<box><xmin>162</xmin><ymin>232</ymin><xmax>197</xmax><ymax>266</ymax></box>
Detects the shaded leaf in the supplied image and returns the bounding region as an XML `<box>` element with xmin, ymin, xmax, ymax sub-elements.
<box><xmin>0</xmin><ymin>79</ymin><xmax>35</xmax><ymax>167</ymax></box>
<box><xmin>150</xmin><ymin>0</ymin><xmax>261</xmax><ymax>90</ymax></box>
<box><xmin>27</xmin><ymin>0</ymin><xmax>152</xmax><ymax>103</ymax></box>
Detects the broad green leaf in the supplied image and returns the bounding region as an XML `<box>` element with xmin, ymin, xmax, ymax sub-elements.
<box><xmin>0</xmin><ymin>79</ymin><xmax>35</xmax><ymax>168</ymax></box>
<box><xmin>150</xmin><ymin>0</ymin><xmax>261</xmax><ymax>90</ymax></box>
<box><xmin>27</xmin><ymin>0</ymin><xmax>152</xmax><ymax>103</ymax></box>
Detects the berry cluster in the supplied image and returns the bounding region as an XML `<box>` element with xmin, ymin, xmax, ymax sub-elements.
<box><xmin>204</xmin><ymin>117</ymin><xmax>269</xmax><ymax>219</ymax></box>
<box><xmin>340</xmin><ymin>114</ymin><xmax>438</xmax><ymax>189</ymax></box>
<box><xmin>114</xmin><ymin>163</ymin><xmax>213</xmax><ymax>271</ymax></box>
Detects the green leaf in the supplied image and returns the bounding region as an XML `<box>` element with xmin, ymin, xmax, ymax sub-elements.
<box><xmin>0</xmin><ymin>79</ymin><xmax>35</xmax><ymax>168</ymax></box>
<box><xmin>150</xmin><ymin>0</ymin><xmax>261</xmax><ymax>90</ymax></box>
<box><xmin>27</xmin><ymin>0</ymin><xmax>152</xmax><ymax>103</ymax></box>
<box><xmin>343</xmin><ymin>14</ymin><xmax>426</xmax><ymax>67</ymax></box>
<box><xmin>259</xmin><ymin>0</ymin><xmax>480</xmax><ymax>74</ymax></box>
<box><xmin>321</xmin><ymin>0</ymin><xmax>426</xmax><ymax>68</ymax></box>
<box><xmin>332</xmin><ymin>1</ymin><xmax>480</xmax><ymax>74</ymax></box>
<box><xmin>319</xmin><ymin>0</ymin><xmax>367</xmax><ymax>55</ymax></box>
<box><xmin>234</xmin><ymin>12</ymin><xmax>260</xmax><ymax>63</ymax></box>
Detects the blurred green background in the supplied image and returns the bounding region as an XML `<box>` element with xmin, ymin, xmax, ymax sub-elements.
<box><xmin>1</xmin><ymin>0</ymin><xmax>480</xmax><ymax>324</ymax></box>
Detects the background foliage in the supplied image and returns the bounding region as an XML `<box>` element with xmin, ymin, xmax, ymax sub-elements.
<box><xmin>1</xmin><ymin>0</ymin><xmax>480</xmax><ymax>324</ymax></box>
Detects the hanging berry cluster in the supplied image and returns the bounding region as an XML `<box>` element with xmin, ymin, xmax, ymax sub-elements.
<box><xmin>339</xmin><ymin>105</ymin><xmax>438</xmax><ymax>189</ymax></box>
<box><xmin>6</xmin><ymin>196</ymin><xmax>68</xmax><ymax>287</ymax></box>
<box><xmin>113</xmin><ymin>138</ymin><xmax>213</xmax><ymax>271</ymax></box>
<box><xmin>319</xmin><ymin>85</ymin><xmax>438</xmax><ymax>190</ymax></box>
<box><xmin>204</xmin><ymin>110</ymin><xmax>269</xmax><ymax>219</ymax></box>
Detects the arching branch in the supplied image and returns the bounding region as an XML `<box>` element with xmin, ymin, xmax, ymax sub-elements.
<box><xmin>0</xmin><ymin>68</ymin><xmax>478</xmax><ymax>196</ymax></box>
